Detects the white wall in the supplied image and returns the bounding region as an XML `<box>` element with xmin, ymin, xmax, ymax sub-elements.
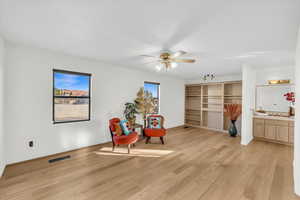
<box><xmin>241</xmin><ymin>64</ymin><xmax>256</xmax><ymax>145</ymax></box>
<box><xmin>4</xmin><ymin>43</ymin><xmax>185</xmax><ymax>164</ymax></box>
<box><xmin>0</xmin><ymin>36</ymin><xmax>5</xmax><ymax>176</ymax></box>
<box><xmin>255</xmin><ymin>66</ymin><xmax>295</xmax><ymax>85</ymax></box>
<box><xmin>294</xmin><ymin>27</ymin><xmax>300</xmax><ymax>196</ymax></box>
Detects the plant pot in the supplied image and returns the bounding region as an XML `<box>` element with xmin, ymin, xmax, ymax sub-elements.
<box><xmin>289</xmin><ymin>106</ymin><xmax>295</xmax><ymax>117</ymax></box>
<box><xmin>143</xmin><ymin>115</ymin><xmax>147</xmax><ymax>128</ymax></box>
<box><xmin>228</xmin><ymin>120</ymin><xmax>238</xmax><ymax>137</ymax></box>
<box><xmin>129</xmin><ymin>118</ymin><xmax>136</xmax><ymax>127</ymax></box>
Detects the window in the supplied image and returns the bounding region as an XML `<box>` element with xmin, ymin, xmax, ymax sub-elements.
<box><xmin>144</xmin><ymin>82</ymin><xmax>160</xmax><ymax>114</ymax></box>
<box><xmin>53</xmin><ymin>69</ymin><xmax>91</xmax><ymax>124</ymax></box>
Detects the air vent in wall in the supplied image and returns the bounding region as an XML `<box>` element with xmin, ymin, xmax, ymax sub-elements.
<box><xmin>48</xmin><ymin>155</ymin><xmax>71</xmax><ymax>163</ymax></box>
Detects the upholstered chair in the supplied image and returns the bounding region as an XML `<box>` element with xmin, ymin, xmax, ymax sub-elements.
<box><xmin>144</xmin><ymin>115</ymin><xmax>166</xmax><ymax>144</ymax></box>
<box><xmin>109</xmin><ymin>118</ymin><xmax>138</xmax><ymax>153</ymax></box>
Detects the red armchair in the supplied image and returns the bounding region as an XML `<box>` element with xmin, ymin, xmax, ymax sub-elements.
<box><xmin>144</xmin><ymin>115</ymin><xmax>166</xmax><ymax>144</ymax></box>
<box><xmin>109</xmin><ymin>118</ymin><xmax>139</xmax><ymax>154</ymax></box>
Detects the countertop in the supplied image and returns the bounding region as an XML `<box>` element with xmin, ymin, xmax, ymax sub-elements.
<box><xmin>253</xmin><ymin>114</ymin><xmax>294</xmax><ymax>121</ymax></box>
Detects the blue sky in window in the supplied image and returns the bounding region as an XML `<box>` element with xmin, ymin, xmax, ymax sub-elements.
<box><xmin>54</xmin><ymin>72</ymin><xmax>89</xmax><ymax>91</ymax></box>
<box><xmin>144</xmin><ymin>82</ymin><xmax>159</xmax><ymax>98</ymax></box>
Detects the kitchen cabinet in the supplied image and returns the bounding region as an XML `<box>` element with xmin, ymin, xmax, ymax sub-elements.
<box><xmin>253</xmin><ymin>119</ymin><xmax>265</xmax><ymax>138</ymax></box>
<box><xmin>253</xmin><ymin>118</ymin><xmax>293</xmax><ymax>145</ymax></box>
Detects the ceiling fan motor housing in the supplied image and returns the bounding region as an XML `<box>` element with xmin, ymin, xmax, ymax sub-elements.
<box><xmin>160</xmin><ymin>52</ymin><xmax>171</xmax><ymax>60</ymax></box>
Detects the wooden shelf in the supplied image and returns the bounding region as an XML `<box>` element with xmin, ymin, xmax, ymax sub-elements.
<box><xmin>185</xmin><ymin>113</ymin><xmax>200</xmax><ymax>117</ymax></box>
<box><xmin>185</xmin><ymin>118</ymin><xmax>200</xmax><ymax>122</ymax></box>
<box><xmin>185</xmin><ymin>121</ymin><xmax>201</xmax><ymax>126</ymax></box>
<box><xmin>185</xmin><ymin>81</ymin><xmax>242</xmax><ymax>132</ymax></box>
<box><xmin>202</xmin><ymin>95</ymin><xmax>222</xmax><ymax>97</ymax></box>
<box><xmin>202</xmin><ymin>103</ymin><xmax>223</xmax><ymax>105</ymax></box>
<box><xmin>202</xmin><ymin>96</ymin><xmax>223</xmax><ymax>98</ymax></box>
<box><xmin>185</xmin><ymin>108</ymin><xmax>201</xmax><ymax>111</ymax></box>
<box><xmin>224</xmin><ymin>95</ymin><xmax>242</xmax><ymax>97</ymax></box>
<box><xmin>202</xmin><ymin>108</ymin><xmax>223</xmax><ymax>112</ymax></box>
<box><xmin>185</xmin><ymin>111</ymin><xmax>201</xmax><ymax>114</ymax></box>
<box><xmin>224</xmin><ymin>96</ymin><xmax>242</xmax><ymax>99</ymax></box>
<box><xmin>185</xmin><ymin>123</ymin><xmax>201</xmax><ymax>128</ymax></box>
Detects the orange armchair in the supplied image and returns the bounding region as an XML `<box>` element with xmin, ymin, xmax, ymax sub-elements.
<box><xmin>144</xmin><ymin>115</ymin><xmax>166</xmax><ymax>144</ymax></box>
<box><xmin>109</xmin><ymin>118</ymin><xmax>139</xmax><ymax>153</ymax></box>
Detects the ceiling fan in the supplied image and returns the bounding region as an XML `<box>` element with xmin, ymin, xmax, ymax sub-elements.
<box><xmin>141</xmin><ymin>51</ymin><xmax>196</xmax><ymax>71</ymax></box>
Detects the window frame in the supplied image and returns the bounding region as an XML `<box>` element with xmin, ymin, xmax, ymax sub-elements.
<box><xmin>144</xmin><ymin>81</ymin><xmax>160</xmax><ymax>114</ymax></box>
<box><xmin>53</xmin><ymin>69</ymin><xmax>92</xmax><ymax>124</ymax></box>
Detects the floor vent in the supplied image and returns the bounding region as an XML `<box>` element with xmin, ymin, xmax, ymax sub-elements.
<box><xmin>48</xmin><ymin>155</ymin><xmax>71</xmax><ymax>163</ymax></box>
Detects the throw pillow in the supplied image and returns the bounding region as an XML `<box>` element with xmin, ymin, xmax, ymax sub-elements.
<box><xmin>113</xmin><ymin>122</ymin><xmax>123</xmax><ymax>136</ymax></box>
<box><xmin>120</xmin><ymin>120</ymin><xmax>132</xmax><ymax>135</ymax></box>
<box><xmin>148</xmin><ymin>117</ymin><xmax>161</xmax><ymax>129</ymax></box>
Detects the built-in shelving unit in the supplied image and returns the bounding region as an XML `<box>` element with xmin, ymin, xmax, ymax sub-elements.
<box><xmin>185</xmin><ymin>81</ymin><xmax>242</xmax><ymax>132</ymax></box>
<box><xmin>185</xmin><ymin>85</ymin><xmax>202</xmax><ymax>126</ymax></box>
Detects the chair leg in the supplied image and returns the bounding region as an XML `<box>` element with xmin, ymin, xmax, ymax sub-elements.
<box><xmin>160</xmin><ymin>136</ymin><xmax>164</xmax><ymax>145</ymax></box>
<box><xmin>112</xmin><ymin>143</ymin><xmax>115</xmax><ymax>151</ymax></box>
<box><xmin>128</xmin><ymin>144</ymin><xmax>131</xmax><ymax>154</ymax></box>
<box><xmin>145</xmin><ymin>136</ymin><xmax>151</xmax><ymax>144</ymax></box>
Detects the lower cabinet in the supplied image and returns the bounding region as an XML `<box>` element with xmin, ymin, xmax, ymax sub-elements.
<box><xmin>276</xmin><ymin>126</ymin><xmax>289</xmax><ymax>143</ymax></box>
<box><xmin>289</xmin><ymin>122</ymin><xmax>294</xmax><ymax>143</ymax></box>
<box><xmin>253</xmin><ymin>119</ymin><xmax>265</xmax><ymax>137</ymax></box>
<box><xmin>265</xmin><ymin>124</ymin><xmax>277</xmax><ymax>140</ymax></box>
<box><xmin>253</xmin><ymin>118</ymin><xmax>294</xmax><ymax>145</ymax></box>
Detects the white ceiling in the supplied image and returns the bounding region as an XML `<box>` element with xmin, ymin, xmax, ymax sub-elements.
<box><xmin>0</xmin><ymin>0</ymin><xmax>299</xmax><ymax>79</ymax></box>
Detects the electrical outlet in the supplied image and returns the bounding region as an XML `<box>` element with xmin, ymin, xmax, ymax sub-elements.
<box><xmin>29</xmin><ymin>141</ymin><xmax>34</xmax><ymax>147</ymax></box>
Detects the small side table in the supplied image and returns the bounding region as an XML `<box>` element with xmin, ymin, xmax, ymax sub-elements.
<box><xmin>132</xmin><ymin>123</ymin><xmax>144</xmax><ymax>139</ymax></box>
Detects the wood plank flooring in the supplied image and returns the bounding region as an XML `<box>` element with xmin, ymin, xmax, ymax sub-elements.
<box><xmin>0</xmin><ymin>127</ymin><xmax>299</xmax><ymax>200</ymax></box>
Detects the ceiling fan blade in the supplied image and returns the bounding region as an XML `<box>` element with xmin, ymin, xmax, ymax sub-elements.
<box><xmin>140</xmin><ymin>55</ymin><xmax>157</xmax><ymax>58</ymax></box>
<box><xmin>172</xmin><ymin>51</ymin><xmax>187</xmax><ymax>58</ymax></box>
<box><xmin>172</xmin><ymin>58</ymin><xmax>196</xmax><ymax>63</ymax></box>
<box><xmin>144</xmin><ymin>60</ymin><xmax>159</xmax><ymax>64</ymax></box>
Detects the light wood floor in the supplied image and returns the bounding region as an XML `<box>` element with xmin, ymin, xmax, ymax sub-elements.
<box><xmin>0</xmin><ymin>127</ymin><xmax>299</xmax><ymax>200</ymax></box>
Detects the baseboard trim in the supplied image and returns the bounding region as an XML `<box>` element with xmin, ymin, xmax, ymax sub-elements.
<box><xmin>253</xmin><ymin>136</ymin><xmax>292</xmax><ymax>146</ymax></box>
<box><xmin>0</xmin><ymin>163</ymin><xmax>5</xmax><ymax>178</ymax></box>
<box><xmin>167</xmin><ymin>125</ymin><xmax>185</xmax><ymax>130</ymax></box>
<box><xmin>6</xmin><ymin>142</ymin><xmax>110</xmax><ymax>167</ymax></box>
<box><xmin>184</xmin><ymin>124</ymin><xmax>229</xmax><ymax>133</ymax></box>
<box><xmin>6</xmin><ymin>125</ymin><xmax>185</xmax><ymax>169</ymax></box>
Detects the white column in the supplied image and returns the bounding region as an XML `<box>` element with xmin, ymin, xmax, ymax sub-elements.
<box><xmin>294</xmin><ymin>26</ymin><xmax>300</xmax><ymax>196</ymax></box>
<box><xmin>241</xmin><ymin>64</ymin><xmax>256</xmax><ymax>145</ymax></box>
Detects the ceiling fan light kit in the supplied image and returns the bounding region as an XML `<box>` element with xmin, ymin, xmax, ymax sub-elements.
<box><xmin>171</xmin><ymin>62</ymin><xmax>178</xmax><ymax>68</ymax></box>
<box><xmin>155</xmin><ymin>64</ymin><xmax>163</xmax><ymax>72</ymax></box>
<box><xmin>142</xmin><ymin>51</ymin><xmax>196</xmax><ymax>72</ymax></box>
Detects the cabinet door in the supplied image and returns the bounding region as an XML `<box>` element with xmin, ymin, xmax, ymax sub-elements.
<box><xmin>253</xmin><ymin>120</ymin><xmax>265</xmax><ymax>137</ymax></box>
<box><xmin>276</xmin><ymin>126</ymin><xmax>289</xmax><ymax>143</ymax></box>
<box><xmin>289</xmin><ymin>127</ymin><xmax>294</xmax><ymax>144</ymax></box>
<box><xmin>265</xmin><ymin>125</ymin><xmax>276</xmax><ymax>140</ymax></box>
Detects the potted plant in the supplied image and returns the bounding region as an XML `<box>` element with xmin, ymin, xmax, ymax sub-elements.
<box><xmin>224</xmin><ymin>104</ymin><xmax>242</xmax><ymax>137</ymax></box>
<box><xmin>124</xmin><ymin>102</ymin><xmax>139</xmax><ymax>126</ymax></box>
<box><xmin>284</xmin><ymin>92</ymin><xmax>295</xmax><ymax>116</ymax></box>
<box><xmin>134</xmin><ymin>87</ymin><xmax>155</xmax><ymax>127</ymax></box>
